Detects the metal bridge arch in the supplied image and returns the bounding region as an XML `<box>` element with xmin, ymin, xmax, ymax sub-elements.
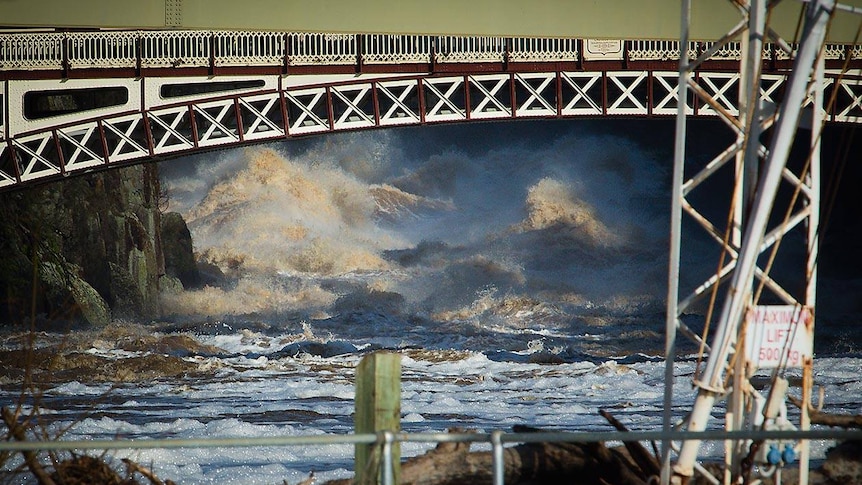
<box><xmin>4</xmin><ymin>67</ymin><xmax>862</xmax><ymax>193</ymax></box>
<box><xmin>0</xmin><ymin>72</ymin><xmax>831</xmax><ymax>191</ymax></box>
<box><xmin>3</xmin><ymin>30</ymin><xmax>862</xmax><ymax>192</ymax></box>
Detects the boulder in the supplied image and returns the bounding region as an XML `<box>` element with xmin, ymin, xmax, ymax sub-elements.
<box><xmin>161</xmin><ymin>211</ymin><xmax>200</xmax><ymax>288</ymax></box>
<box><xmin>822</xmin><ymin>440</ymin><xmax>862</xmax><ymax>484</ymax></box>
<box><xmin>40</xmin><ymin>261</ymin><xmax>111</xmax><ymax>327</ymax></box>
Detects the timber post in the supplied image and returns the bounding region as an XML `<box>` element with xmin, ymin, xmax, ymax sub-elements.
<box><xmin>355</xmin><ymin>351</ymin><xmax>401</xmax><ymax>484</ymax></box>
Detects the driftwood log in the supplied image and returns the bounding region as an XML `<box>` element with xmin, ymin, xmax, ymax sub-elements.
<box><xmin>789</xmin><ymin>395</ymin><xmax>862</xmax><ymax>429</ymax></box>
<box><xmin>321</xmin><ymin>425</ymin><xmax>650</xmax><ymax>485</ymax></box>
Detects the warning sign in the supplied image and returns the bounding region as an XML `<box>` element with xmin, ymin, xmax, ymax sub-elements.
<box><xmin>744</xmin><ymin>305</ymin><xmax>813</xmax><ymax>369</ymax></box>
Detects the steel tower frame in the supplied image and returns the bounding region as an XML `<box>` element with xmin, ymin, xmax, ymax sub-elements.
<box><xmin>663</xmin><ymin>0</ymin><xmax>834</xmax><ymax>483</ymax></box>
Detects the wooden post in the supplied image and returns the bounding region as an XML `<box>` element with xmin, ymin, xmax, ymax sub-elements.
<box><xmin>355</xmin><ymin>351</ymin><xmax>401</xmax><ymax>485</ymax></box>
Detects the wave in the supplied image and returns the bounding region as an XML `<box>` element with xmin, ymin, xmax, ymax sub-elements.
<box><xmin>160</xmin><ymin>123</ymin><xmax>671</xmax><ymax>324</ymax></box>
<box><xmin>511</xmin><ymin>177</ymin><xmax>622</xmax><ymax>247</ymax></box>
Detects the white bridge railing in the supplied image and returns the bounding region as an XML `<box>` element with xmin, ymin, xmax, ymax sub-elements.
<box><xmin>2</xmin><ymin>30</ymin><xmax>860</xmax><ymax>71</ymax></box>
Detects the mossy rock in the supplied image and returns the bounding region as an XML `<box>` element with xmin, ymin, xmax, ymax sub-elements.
<box><xmin>40</xmin><ymin>261</ymin><xmax>111</xmax><ymax>327</ymax></box>
<box><xmin>161</xmin><ymin>211</ymin><xmax>200</xmax><ymax>288</ymax></box>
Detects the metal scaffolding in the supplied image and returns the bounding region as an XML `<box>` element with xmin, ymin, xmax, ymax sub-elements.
<box><xmin>663</xmin><ymin>0</ymin><xmax>837</xmax><ymax>483</ymax></box>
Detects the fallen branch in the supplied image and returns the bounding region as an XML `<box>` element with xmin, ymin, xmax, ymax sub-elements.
<box><xmin>788</xmin><ymin>395</ymin><xmax>862</xmax><ymax>429</ymax></box>
<box><xmin>123</xmin><ymin>458</ymin><xmax>177</xmax><ymax>485</ymax></box>
<box><xmin>599</xmin><ymin>409</ymin><xmax>661</xmax><ymax>478</ymax></box>
<box><xmin>1</xmin><ymin>406</ymin><xmax>57</xmax><ymax>485</ymax></box>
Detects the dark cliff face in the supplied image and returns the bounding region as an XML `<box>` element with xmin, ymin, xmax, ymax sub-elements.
<box><xmin>0</xmin><ymin>164</ymin><xmax>164</xmax><ymax>326</ymax></box>
<box><xmin>161</xmin><ymin>211</ymin><xmax>200</xmax><ymax>289</ymax></box>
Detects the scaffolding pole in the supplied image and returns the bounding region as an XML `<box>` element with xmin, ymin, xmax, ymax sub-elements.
<box><xmin>666</xmin><ymin>0</ymin><xmax>833</xmax><ymax>483</ymax></box>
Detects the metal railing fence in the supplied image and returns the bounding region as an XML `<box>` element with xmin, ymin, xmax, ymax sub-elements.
<box><xmin>3</xmin><ymin>30</ymin><xmax>860</xmax><ymax>72</ymax></box>
<box><xmin>2</xmin><ymin>428</ymin><xmax>861</xmax><ymax>485</ymax></box>
<box><xmin>139</xmin><ymin>30</ymin><xmax>210</xmax><ymax>68</ymax></box>
<box><xmin>213</xmin><ymin>30</ymin><xmax>284</xmax><ymax>66</ymax></box>
<box><xmin>363</xmin><ymin>34</ymin><xmax>434</xmax><ymax>64</ymax></box>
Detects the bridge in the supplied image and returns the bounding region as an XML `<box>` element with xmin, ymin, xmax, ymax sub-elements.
<box><xmin>1</xmin><ymin>28</ymin><xmax>862</xmax><ymax>192</ymax></box>
<box><xmin>2</xmin><ymin>2</ymin><xmax>862</xmax><ymax>484</ymax></box>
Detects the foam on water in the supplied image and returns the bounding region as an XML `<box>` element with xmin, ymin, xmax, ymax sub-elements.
<box><xmin>2</xmin><ymin>327</ymin><xmax>859</xmax><ymax>483</ymax></box>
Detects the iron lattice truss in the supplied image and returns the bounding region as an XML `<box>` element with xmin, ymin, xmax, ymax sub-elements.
<box><xmin>2</xmin><ymin>69</ymin><xmax>862</xmax><ymax>191</ymax></box>
<box><xmin>664</xmin><ymin>0</ymin><xmax>842</xmax><ymax>483</ymax></box>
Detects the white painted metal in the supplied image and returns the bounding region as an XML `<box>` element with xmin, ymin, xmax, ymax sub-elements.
<box><xmin>148</xmin><ymin>106</ymin><xmax>195</xmax><ymax>153</ymax></box>
<box><xmin>422</xmin><ymin>77</ymin><xmax>466</xmax><ymax>122</ymax></box>
<box><xmin>560</xmin><ymin>72</ymin><xmax>603</xmax><ymax>116</ymax></box>
<box><xmin>1</xmin><ymin>68</ymin><xmax>859</xmax><ymax>195</ymax></box>
<box><xmin>434</xmin><ymin>36</ymin><xmax>504</xmax><ymax>63</ymax></box>
<box><xmin>703</xmin><ymin>40</ymin><xmax>744</xmax><ymax>60</ymax></box>
<box><xmin>2</xmin><ymin>28</ymin><xmax>861</xmax><ymax>194</ymax></box>
<box><xmin>376</xmin><ymin>79</ymin><xmax>421</xmax><ymax>126</ymax></box>
<box><xmin>192</xmin><ymin>100</ymin><xmax>240</xmax><ymax>147</ymax></box>
<box><xmin>661</xmin><ymin>1</ymin><xmax>691</xmax><ymax>481</ymax></box>
<box><xmin>468</xmin><ymin>74</ymin><xmax>511</xmax><ymax>119</ymax></box>
<box><xmin>12</xmin><ymin>132</ymin><xmax>60</xmax><ymax>181</ymax></box>
<box><xmin>140</xmin><ymin>30</ymin><xmax>210</xmax><ymax>68</ymax></box>
<box><xmin>0</xmin><ymin>32</ymin><xmax>63</xmax><ymax>70</ymax></box>
<box><xmin>653</xmin><ymin>71</ymin><xmax>694</xmax><ymax>116</ymax></box>
<box><xmin>606</xmin><ymin>71</ymin><xmax>649</xmax><ymax>115</ymax></box>
<box><xmin>284</xmin><ymin>87</ymin><xmax>330</xmax><ymax>134</ymax></box>
<box><xmin>363</xmin><ymin>35</ymin><xmax>433</xmax><ymax>64</ymax></box>
<box><xmin>330</xmin><ymin>83</ymin><xmax>376</xmax><ymax>130</ymax></box>
<box><xmin>6</xmin><ymin>78</ymin><xmax>142</xmax><ymax>136</ymax></box>
<box><xmin>696</xmin><ymin>72</ymin><xmax>742</xmax><ymax>117</ymax></box>
<box><xmin>513</xmin><ymin>73</ymin><xmax>557</xmax><ymax>117</ymax></box>
<box><xmin>508</xmin><ymin>37</ymin><xmax>578</xmax><ymax>62</ymax></box>
<box><xmin>56</xmin><ymin>122</ymin><xmax>105</xmax><ymax>171</ymax></box>
<box><xmin>287</xmin><ymin>32</ymin><xmax>356</xmax><ymax>66</ymax></box>
<box><xmin>824</xmin><ymin>42</ymin><xmax>862</xmax><ymax>59</ymax></box>
<box><xmin>629</xmin><ymin>40</ymin><xmax>696</xmax><ymax>61</ymax></box>
<box><xmin>68</xmin><ymin>31</ymin><xmax>137</xmax><ymax>69</ymax></box>
<box><xmin>236</xmin><ymin>93</ymin><xmax>285</xmax><ymax>140</ymax></box>
<box><xmin>102</xmin><ymin>113</ymin><xmax>150</xmax><ymax>162</ymax></box>
<box><xmin>670</xmin><ymin>0</ymin><xmax>832</xmax><ymax>482</ymax></box>
<box><xmin>835</xmin><ymin>77</ymin><xmax>862</xmax><ymax>122</ymax></box>
<box><xmin>212</xmin><ymin>31</ymin><xmax>284</xmax><ymax>67</ymax></box>
<box><xmin>142</xmin><ymin>75</ymin><xmax>279</xmax><ymax>109</ymax></box>
<box><xmin>3</xmin><ymin>29</ymin><xmax>862</xmax><ymax>73</ymax></box>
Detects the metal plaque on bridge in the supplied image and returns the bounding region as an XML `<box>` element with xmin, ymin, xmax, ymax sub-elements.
<box><xmin>744</xmin><ymin>305</ymin><xmax>813</xmax><ymax>369</ymax></box>
<box><xmin>583</xmin><ymin>39</ymin><xmax>623</xmax><ymax>60</ymax></box>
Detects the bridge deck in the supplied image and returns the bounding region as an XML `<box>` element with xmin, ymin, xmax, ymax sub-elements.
<box><xmin>3</xmin><ymin>30</ymin><xmax>862</xmax><ymax>81</ymax></box>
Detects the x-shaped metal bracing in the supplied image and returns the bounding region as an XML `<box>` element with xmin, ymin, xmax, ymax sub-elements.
<box><xmin>102</xmin><ymin>115</ymin><xmax>150</xmax><ymax>162</ymax></box>
<box><xmin>469</xmin><ymin>75</ymin><xmax>511</xmax><ymax>119</ymax></box>
<box><xmin>331</xmin><ymin>85</ymin><xmax>375</xmax><ymax>129</ymax></box>
<box><xmin>377</xmin><ymin>81</ymin><xmax>421</xmax><ymax>125</ymax></box>
<box><xmin>423</xmin><ymin>78</ymin><xmax>466</xmax><ymax>122</ymax></box>
<box><xmin>560</xmin><ymin>72</ymin><xmax>602</xmax><ymax>115</ymax></box>
<box><xmin>238</xmin><ymin>95</ymin><xmax>285</xmax><ymax>139</ymax></box>
<box><xmin>148</xmin><ymin>108</ymin><xmax>195</xmax><ymax>153</ymax></box>
<box><xmin>607</xmin><ymin>72</ymin><xmax>648</xmax><ymax>114</ymax></box>
<box><xmin>193</xmin><ymin>102</ymin><xmax>240</xmax><ymax>147</ymax></box>
<box><xmin>514</xmin><ymin>73</ymin><xmax>557</xmax><ymax>117</ymax></box>
<box><xmin>285</xmin><ymin>89</ymin><xmax>330</xmax><ymax>134</ymax></box>
<box><xmin>57</xmin><ymin>123</ymin><xmax>104</xmax><ymax>170</ymax></box>
<box><xmin>12</xmin><ymin>135</ymin><xmax>59</xmax><ymax>180</ymax></box>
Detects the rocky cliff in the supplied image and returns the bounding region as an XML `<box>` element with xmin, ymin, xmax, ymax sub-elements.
<box><xmin>0</xmin><ymin>164</ymin><xmax>165</xmax><ymax>326</ymax></box>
